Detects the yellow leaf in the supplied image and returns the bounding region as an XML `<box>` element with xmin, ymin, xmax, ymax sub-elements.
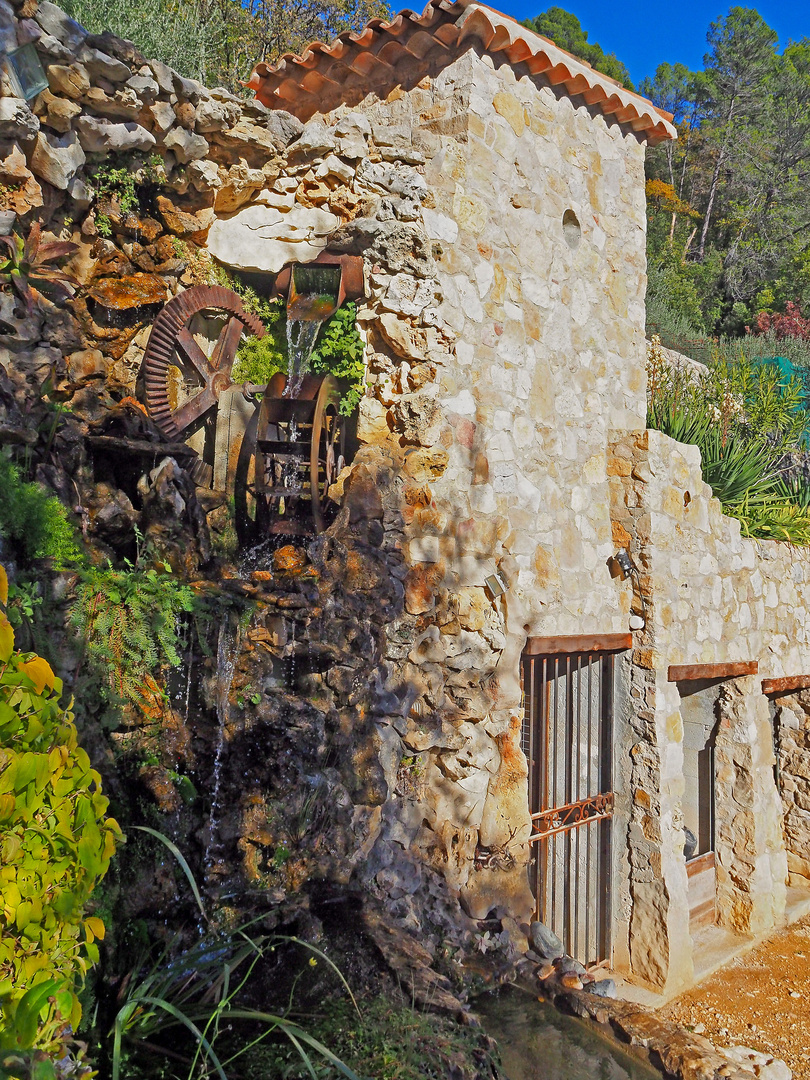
<box><xmin>84</xmin><ymin>916</ymin><xmax>105</xmax><ymax>942</ymax></box>
<box><xmin>0</xmin><ymin>565</ymin><xmax>7</xmax><ymax>608</ymax></box>
<box><xmin>18</xmin><ymin>656</ymin><xmax>56</xmax><ymax>694</ymax></box>
<box><xmin>0</xmin><ymin>615</ymin><xmax>13</xmax><ymax>663</ymax></box>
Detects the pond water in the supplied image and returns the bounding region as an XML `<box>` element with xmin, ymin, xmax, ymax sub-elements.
<box><xmin>476</xmin><ymin>987</ymin><xmax>662</xmax><ymax>1080</ymax></box>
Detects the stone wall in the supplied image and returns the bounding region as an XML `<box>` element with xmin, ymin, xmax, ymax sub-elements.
<box><xmin>609</xmin><ymin>428</ymin><xmax>809</xmax><ymax>991</ymax></box>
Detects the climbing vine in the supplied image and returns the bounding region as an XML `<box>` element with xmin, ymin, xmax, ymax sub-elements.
<box><xmin>0</xmin><ymin>566</ymin><xmax>121</xmax><ymax>1078</ymax></box>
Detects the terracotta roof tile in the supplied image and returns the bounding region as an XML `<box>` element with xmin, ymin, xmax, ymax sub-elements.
<box><xmin>246</xmin><ymin>0</ymin><xmax>677</xmax><ymax>144</ymax></box>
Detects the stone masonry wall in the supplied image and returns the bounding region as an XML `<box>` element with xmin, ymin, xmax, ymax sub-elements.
<box><xmin>313</xmin><ymin>47</ymin><xmax>650</xmax><ymax>927</ymax></box>
<box><xmin>609</xmin><ymin>428</ymin><xmax>806</xmax><ymax>991</ymax></box>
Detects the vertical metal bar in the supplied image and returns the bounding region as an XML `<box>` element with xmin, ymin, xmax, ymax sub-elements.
<box><xmin>585</xmin><ymin>655</ymin><xmax>593</xmax><ymax>963</ymax></box>
<box><xmin>541</xmin><ymin>657</ymin><xmax>549</xmax><ymax>925</ymax></box>
<box><xmin>551</xmin><ymin>657</ymin><xmax>558</xmax><ymax>934</ymax></box>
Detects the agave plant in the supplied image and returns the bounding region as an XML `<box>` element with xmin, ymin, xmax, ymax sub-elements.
<box><xmin>0</xmin><ymin>222</ymin><xmax>78</xmax><ymax>313</ymax></box>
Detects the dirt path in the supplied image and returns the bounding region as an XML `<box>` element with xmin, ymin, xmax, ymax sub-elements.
<box><xmin>659</xmin><ymin>914</ymin><xmax>810</xmax><ymax>1079</ymax></box>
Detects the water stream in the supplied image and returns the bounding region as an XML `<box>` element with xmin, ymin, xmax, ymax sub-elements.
<box><xmin>476</xmin><ymin>988</ymin><xmax>661</xmax><ymax>1080</ymax></box>
<box><xmin>203</xmin><ymin>619</ymin><xmax>241</xmax><ymax>886</ymax></box>
<box><xmin>284</xmin><ymin>318</ymin><xmax>321</xmax><ymax>399</ymax></box>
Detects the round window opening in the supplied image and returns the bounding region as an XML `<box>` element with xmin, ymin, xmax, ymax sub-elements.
<box><xmin>563</xmin><ymin>209</ymin><xmax>581</xmax><ymax>249</ymax></box>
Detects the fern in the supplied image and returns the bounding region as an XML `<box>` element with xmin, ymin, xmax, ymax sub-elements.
<box><xmin>71</xmin><ymin>560</ymin><xmax>195</xmax><ymax>708</ymax></box>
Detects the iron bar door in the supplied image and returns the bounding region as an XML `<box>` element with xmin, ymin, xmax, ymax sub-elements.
<box><xmin>521</xmin><ymin>645</ymin><xmax>617</xmax><ymax>965</ymax></box>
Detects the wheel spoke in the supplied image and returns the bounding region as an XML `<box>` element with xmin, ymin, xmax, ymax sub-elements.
<box><xmin>175</xmin><ymin>328</ymin><xmax>214</xmax><ymax>383</ymax></box>
<box><xmin>172</xmin><ymin>385</ymin><xmax>218</xmax><ymax>433</ymax></box>
<box><xmin>210</xmin><ymin>316</ymin><xmax>245</xmax><ymax>375</ymax></box>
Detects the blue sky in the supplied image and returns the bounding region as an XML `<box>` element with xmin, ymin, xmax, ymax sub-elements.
<box><xmin>497</xmin><ymin>0</ymin><xmax>809</xmax><ymax>86</ymax></box>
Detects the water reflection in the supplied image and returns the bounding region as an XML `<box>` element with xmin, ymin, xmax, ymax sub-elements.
<box><xmin>476</xmin><ymin>988</ymin><xmax>661</xmax><ymax>1080</ymax></box>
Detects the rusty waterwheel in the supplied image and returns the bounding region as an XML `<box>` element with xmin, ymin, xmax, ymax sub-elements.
<box><xmin>143</xmin><ymin>285</ymin><xmax>265</xmax><ymax>445</ymax></box>
<box><xmin>234</xmin><ymin>372</ymin><xmax>346</xmax><ymax>544</ymax></box>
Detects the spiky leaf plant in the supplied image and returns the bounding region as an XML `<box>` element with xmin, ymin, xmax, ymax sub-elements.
<box><xmin>0</xmin><ymin>224</ymin><xmax>78</xmax><ymax>314</ymax></box>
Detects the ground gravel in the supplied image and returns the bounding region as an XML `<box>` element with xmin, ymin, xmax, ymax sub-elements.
<box><xmin>659</xmin><ymin>913</ymin><xmax>810</xmax><ymax>1079</ymax></box>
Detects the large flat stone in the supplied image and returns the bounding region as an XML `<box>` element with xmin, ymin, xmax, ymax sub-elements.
<box><xmin>29</xmin><ymin>129</ymin><xmax>85</xmax><ymax>190</ymax></box>
<box><xmin>206</xmin><ymin>201</ymin><xmax>339</xmax><ymax>273</ymax></box>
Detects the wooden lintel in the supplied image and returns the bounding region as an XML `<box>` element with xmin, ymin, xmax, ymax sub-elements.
<box><xmin>524</xmin><ymin>633</ymin><xmax>632</xmax><ymax>657</ymax></box>
<box><xmin>668</xmin><ymin>661</ymin><xmax>758</xmax><ymax>682</ymax></box>
<box><xmin>761</xmin><ymin>675</ymin><xmax>810</xmax><ymax>696</ymax></box>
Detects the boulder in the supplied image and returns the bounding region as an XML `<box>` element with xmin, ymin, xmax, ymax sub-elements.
<box><xmin>46</xmin><ymin>62</ymin><xmax>91</xmax><ymax>100</ymax></box>
<box><xmin>194</xmin><ymin>97</ymin><xmax>239</xmax><ymax>133</ymax></box>
<box><xmin>206</xmin><ymin>201</ymin><xmax>339</xmax><ymax>273</ymax></box>
<box><xmin>155</xmin><ymin>190</ymin><xmax>214</xmax><ymax>237</ymax></box>
<box><xmin>163</xmin><ymin>127</ymin><xmax>208</xmax><ymax>164</ymax></box>
<box><xmin>78</xmin><ymin>46</ymin><xmax>131</xmax><ymax>83</ymax></box>
<box><xmin>172</xmin><ymin>71</ymin><xmax>206</xmax><ymax>103</ymax></box>
<box><xmin>34</xmin><ymin>89</ymin><xmax>82</xmax><ymax>134</ymax></box>
<box><xmin>528</xmin><ymin>920</ymin><xmax>564</xmax><ymax>960</ymax></box>
<box><xmin>82</xmin><ymin>86</ymin><xmax>141</xmax><ymax>121</ymax></box>
<box><xmin>34</xmin><ymin>1</ymin><xmax>88</xmax><ymax>51</ymax></box>
<box><xmin>0</xmin><ymin>143</ymin><xmax>42</xmax><ymax>215</ymax></box>
<box><xmin>29</xmin><ymin>130</ymin><xmax>85</xmax><ymax>190</ymax></box>
<box><xmin>265</xmin><ymin>110</ymin><xmax>304</xmax><ymax>149</ymax></box>
<box><xmin>126</xmin><ymin>73</ymin><xmax>160</xmax><ymax>104</ymax></box>
<box><xmin>0</xmin><ymin>98</ymin><xmax>38</xmax><ymax>142</ymax></box>
<box><xmin>76</xmin><ymin>115</ymin><xmax>156</xmax><ymax>154</ymax></box>
<box><xmin>0</xmin><ymin>0</ymin><xmax>15</xmax><ymax>52</ymax></box>
<box><xmin>288</xmin><ymin>118</ymin><xmax>335</xmax><ymax>158</ymax></box>
<box><xmin>148</xmin><ymin>59</ymin><xmax>175</xmax><ymax>96</ymax></box>
<box><xmin>145</xmin><ymin>100</ymin><xmax>176</xmax><ymax>138</ymax></box>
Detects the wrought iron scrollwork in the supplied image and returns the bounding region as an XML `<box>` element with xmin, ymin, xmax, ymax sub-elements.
<box><xmin>529</xmin><ymin>792</ymin><xmax>614</xmax><ymax>842</ymax></box>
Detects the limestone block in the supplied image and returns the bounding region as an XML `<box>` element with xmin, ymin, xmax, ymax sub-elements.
<box><xmin>0</xmin><ymin>143</ymin><xmax>42</xmax><ymax>215</ymax></box>
<box><xmin>126</xmin><ymin>73</ymin><xmax>159</xmax><ymax>104</ymax></box>
<box><xmin>34</xmin><ymin>88</ymin><xmax>81</xmax><ymax>134</ymax></box>
<box><xmin>206</xmin><ymin>201</ymin><xmax>339</xmax><ymax>273</ymax></box>
<box><xmin>30</xmin><ymin>130</ymin><xmax>85</xmax><ymax>190</ymax></box>
<box><xmin>148</xmin><ymin>59</ymin><xmax>175</xmax><ymax>96</ymax></box>
<box><xmin>47</xmin><ymin>62</ymin><xmax>91</xmax><ymax>100</ymax></box>
<box><xmin>195</xmin><ymin>97</ymin><xmax>239</xmax><ymax>133</ymax></box>
<box><xmin>289</xmin><ymin>118</ymin><xmax>335</xmax><ymax>158</ymax></box>
<box><xmin>147</xmin><ymin>100</ymin><xmax>176</xmax><ymax>137</ymax></box>
<box><xmin>78</xmin><ymin>45</ymin><xmax>131</xmax><ymax>83</ymax></box>
<box><xmin>0</xmin><ymin>98</ymin><xmax>38</xmax><ymax>142</ymax></box>
<box><xmin>76</xmin><ymin>115</ymin><xmax>156</xmax><ymax>154</ymax></box>
<box><xmin>187</xmin><ymin>159</ymin><xmax>221</xmax><ymax>192</ymax></box>
<box><xmin>155</xmin><ymin>191</ymin><xmax>215</xmax><ymax>237</ymax></box>
<box><xmin>35</xmin><ymin>1</ymin><xmax>88</xmax><ymax>51</ymax></box>
<box><xmin>82</xmin><ymin>87</ymin><xmax>141</xmax><ymax>121</ymax></box>
<box><xmin>163</xmin><ymin>127</ymin><xmax>208</xmax><ymax>164</ymax></box>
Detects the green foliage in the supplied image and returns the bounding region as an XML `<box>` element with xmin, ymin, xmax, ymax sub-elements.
<box><xmin>523</xmin><ymin>7</ymin><xmax>634</xmax><ymax>89</ymax></box>
<box><xmin>0</xmin><ymin>455</ymin><xmax>83</xmax><ymax>571</ymax></box>
<box><xmin>310</xmin><ymin>303</ymin><xmax>366</xmax><ymax>416</ymax></box>
<box><xmin>0</xmin><ymin>572</ymin><xmax>121</xmax><ymax>1076</ymax></box>
<box><xmin>60</xmin><ymin>0</ymin><xmax>390</xmax><ymax>91</ymax></box>
<box><xmin>646</xmin><ymin>337</ymin><xmax>810</xmax><ymax>541</ymax></box>
<box><xmin>70</xmin><ymin>553</ymin><xmax>195</xmax><ymax>709</ymax></box>
<box><xmin>231</xmin><ymin>294</ymin><xmax>288</xmax><ymax>386</ymax></box>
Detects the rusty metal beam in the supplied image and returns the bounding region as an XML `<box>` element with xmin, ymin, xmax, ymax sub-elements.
<box><xmin>667</xmin><ymin>661</ymin><xmax>758</xmax><ymax>682</ymax></box>
<box><xmin>524</xmin><ymin>633</ymin><xmax>632</xmax><ymax>656</ymax></box>
<box><xmin>761</xmin><ymin>675</ymin><xmax>810</xmax><ymax>696</ymax></box>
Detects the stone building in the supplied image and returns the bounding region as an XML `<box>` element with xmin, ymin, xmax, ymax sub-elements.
<box><xmin>2</xmin><ymin>0</ymin><xmax>810</xmax><ymax>1000</ymax></box>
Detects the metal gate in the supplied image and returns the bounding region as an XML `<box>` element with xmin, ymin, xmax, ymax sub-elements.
<box><xmin>521</xmin><ymin>635</ymin><xmax>626</xmax><ymax>965</ymax></box>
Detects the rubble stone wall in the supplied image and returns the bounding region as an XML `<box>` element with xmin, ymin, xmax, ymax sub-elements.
<box><xmin>609</xmin><ymin>428</ymin><xmax>806</xmax><ymax>990</ymax></box>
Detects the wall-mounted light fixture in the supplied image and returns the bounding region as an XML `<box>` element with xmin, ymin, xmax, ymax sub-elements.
<box><xmin>614</xmin><ymin>548</ymin><xmax>646</xmax><ymax>630</ymax></box>
<box><xmin>614</xmin><ymin>548</ymin><xmax>636</xmax><ymax>579</ymax></box>
<box><xmin>484</xmin><ymin>570</ymin><xmax>509</xmax><ymax>600</ymax></box>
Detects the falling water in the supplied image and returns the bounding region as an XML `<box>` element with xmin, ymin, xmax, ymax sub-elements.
<box><xmin>203</xmin><ymin>619</ymin><xmax>240</xmax><ymax>887</ymax></box>
<box><xmin>287</xmin><ymin>617</ymin><xmax>298</xmax><ymax>692</ymax></box>
<box><xmin>284</xmin><ymin>319</ymin><xmax>321</xmax><ymax>399</ymax></box>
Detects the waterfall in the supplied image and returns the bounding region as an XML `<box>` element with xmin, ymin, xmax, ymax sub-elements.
<box><xmin>203</xmin><ymin>618</ymin><xmax>240</xmax><ymax>888</ymax></box>
<box><xmin>283</xmin><ymin>318</ymin><xmax>321</xmax><ymax>400</ymax></box>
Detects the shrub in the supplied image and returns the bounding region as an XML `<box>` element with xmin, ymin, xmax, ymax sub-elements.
<box><xmin>646</xmin><ymin>337</ymin><xmax>810</xmax><ymax>542</ymax></box>
<box><xmin>0</xmin><ymin>566</ymin><xmax>121</xmax><ymax>1077</ymax></box>
<box><xmin>0</xmin><ymin>455</ymin><xmax>83</xmax><ymax>571</ymax></box>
